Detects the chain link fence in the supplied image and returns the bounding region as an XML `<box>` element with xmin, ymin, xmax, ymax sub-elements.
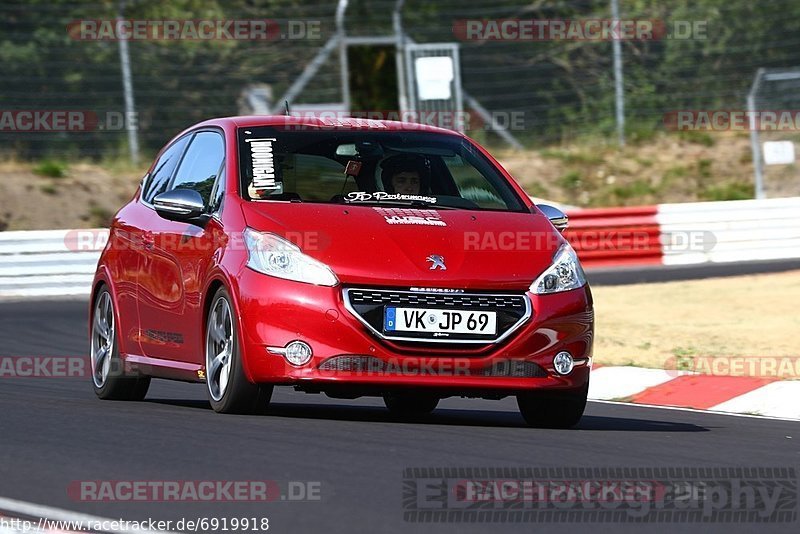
<box><xmin>1</xmin><ymin>0</ymin><xmax>800</xmax><ymax>162</ymax></box>
<box><xmin>748</xmin><ymin>68</ymin><xmax>800</xmax><ymax>199</ymax></box>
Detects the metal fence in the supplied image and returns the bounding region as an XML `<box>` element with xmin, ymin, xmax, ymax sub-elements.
<box><xmin>748</xmin><ymin>68</ymin><xmax>800</xmax><ymax>199</ymax></box>
<box><xmin>2</xmin><ymin>0</ymin><xmax>800</xmax><ymax>161</ymax></box>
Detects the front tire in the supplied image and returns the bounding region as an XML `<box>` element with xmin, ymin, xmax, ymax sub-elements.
<box><xmin>205</xmin><ymin>287</ymin><xmax>273</xmax><ymax>414</ymax></box>
<box><xmin>517</xmin><ymin>382</ymin><xmax>588</xmax><ymax>429</ymax></box>
<box><xmin>383</xmin><ymin>392</ymin><xmax>439</xmax><ymax>417</ymax></box>
<box><xmin>91</xmin><ymin>287</ymin><xmax>150</xmax><ymax>401</ymax></box>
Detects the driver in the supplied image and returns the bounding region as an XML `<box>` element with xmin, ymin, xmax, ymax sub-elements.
<box><xmin>380</xmin><ymin>154</ymin><xmax>431</xmax><ymax>195</ymax></box>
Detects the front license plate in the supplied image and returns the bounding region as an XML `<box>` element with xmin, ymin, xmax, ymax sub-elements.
<box><xmin>384</xmin><ymin>307</ymin><xmax>497</xmax><ymax>335</ymax></box>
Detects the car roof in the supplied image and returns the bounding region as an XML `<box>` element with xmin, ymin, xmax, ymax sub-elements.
<box><xmin>189</xmin><ymin>115</ymin><xmax>466</xmax><ymax>136</ymax></box>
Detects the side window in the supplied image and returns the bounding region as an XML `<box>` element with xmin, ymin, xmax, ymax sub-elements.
<box><xmin>142</xmin><ymin>135</ymin><xmax>190</xmax><ymax>203</ymax></box>
<box><xmin>170</xmin><ymin>131</ymin><xmax>225</xmax><ymax>206</ymax></box>
<box><xmin>442</xmin><ymin>154</ymin><xmax>506</xmax><ymax>209</ymax></box>
<box><xmin>209</xmin><ymin>166</ymin><xmax>226</xmax><ymax>214</ymax></box>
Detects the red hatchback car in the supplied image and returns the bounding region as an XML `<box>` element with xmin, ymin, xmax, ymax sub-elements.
<box><xmin>90</xmin><ymin>116</ymin><xmax>594</xmax><ymax>427</ymax></box>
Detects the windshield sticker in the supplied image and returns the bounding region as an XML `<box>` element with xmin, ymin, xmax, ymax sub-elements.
<box><xmin>245</xmin><ymin>137</ymin><xmax>282</xmax><ymax>192</ymax></box>
<box><xmin>346</xmin><ymin>191</ymin><xmax>437</xmax><ymax>205</ymax></box>
<box><xmin>373</xmin><ymin>207</ymin><xmax>447</xmax><ymax>227</ymax></box>
<box><xmin>345</xmin><ymin>160</ymin><xmax>363</xmax><ymax>176</ymax></box>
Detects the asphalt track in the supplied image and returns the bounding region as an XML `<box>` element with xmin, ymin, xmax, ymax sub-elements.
<box><xmin>587</xmin><ymin>258</ymin><xmax>800</xmax><ymax>285</ymax></box>
<box><xmin>1</xmin><ymin>273</ymin><xmax>799</xmax><ymax>533</ymax></box>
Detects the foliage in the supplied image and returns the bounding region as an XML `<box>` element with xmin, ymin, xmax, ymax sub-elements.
<box><xmin>1</xmin><ymin>0</ymin><xmax>799</xmax><ymax>158</ymax></box>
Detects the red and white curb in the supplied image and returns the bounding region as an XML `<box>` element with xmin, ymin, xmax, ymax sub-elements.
<box><xmin>589</xmin><ymin>366</ymin><xmax>800</xmax><ymax>420</ymax></box>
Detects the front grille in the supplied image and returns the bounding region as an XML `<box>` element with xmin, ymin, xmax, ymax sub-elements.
<box><xmin>347</xmin><ymin>290</ymin><xmax>527</xmax><ymax>311</ymax></box>
<box><xmin>343</xmin><ymin>287</ymin><xmax>531</xmax><ymax>344</ymax></box>
<box><xmin>319</xmin><ymin>355</ymin><xmax>384</xmax><ymax>372</ymax></box>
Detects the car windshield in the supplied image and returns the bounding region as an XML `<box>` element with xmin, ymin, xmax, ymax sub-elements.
<box><xmin>237</xmin><ymin>126</ymin><xmax>527</xmax><ymax>212</ymax></box>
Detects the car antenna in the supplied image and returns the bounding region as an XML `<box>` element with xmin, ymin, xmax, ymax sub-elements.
<box><xmin>284</xmin><ymin>100</ymin><xmax>291</xmax><ymax>116</ymax></box>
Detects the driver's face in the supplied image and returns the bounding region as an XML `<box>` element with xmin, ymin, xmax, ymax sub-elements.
<box><xmin>391</xmin><ymin>171</ymin><xmax>421</xmax><ymax>195</ymax></box>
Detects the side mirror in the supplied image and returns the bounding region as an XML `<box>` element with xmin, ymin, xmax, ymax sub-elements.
<box><xmin>153</xmin><ymin>189</ymin><xmax>209</xmax><ymax>226</ymax></box>
<box><xmin>536</xmin><ymin>204</ymin><xmax>569</xmax><ymax>232</ymax></box>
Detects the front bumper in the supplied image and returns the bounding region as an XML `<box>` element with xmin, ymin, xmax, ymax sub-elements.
<box><xmin>234</xmin><ymin>270</ymin><xmax>594</xmax><ymax>393</ymax></box>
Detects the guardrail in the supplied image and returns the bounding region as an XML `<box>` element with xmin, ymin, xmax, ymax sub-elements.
<box><xmin>566</xmin><ymin>197</ymin><xmax>800</xmax><ymax>268</ymax></box>
<box><xmin>564</xmin><ymin>206</ymin><xmax>662</xmax><ymax>268</ymax></box>
<box><xmin>657</xmin><ymin>197</ymin><xmax>800</xmax><ymax>265</ymax></box>
<box><xmin>0</xmin><ymin>229</ymin><xmax>106</xmax><ymax>297</ymax></box>
<box><xmin>0</xmin><ymin>197</ymin><xmax>798</xmax><ymax>297</ymax></box>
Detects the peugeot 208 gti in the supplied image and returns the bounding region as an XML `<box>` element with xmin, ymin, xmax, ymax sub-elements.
<box><xmin>90</xmin><ymin>116</ymin><xmax>593</xmax><ymax>428</ymax></box>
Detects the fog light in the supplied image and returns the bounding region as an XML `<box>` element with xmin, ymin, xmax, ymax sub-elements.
<box><xmin>553</xmin><ymin>351</ymin><xmax>574</xmax><ymax>375</ymax></box>
<box><xmin>268</xmin><ymin>341</ymin><xmax>313</xmax><ymax>366</ymax></box>
<box><xmin>285</xmin><ymin>341</ymin><xmax>313</xmax><ymax>366</ymax></box>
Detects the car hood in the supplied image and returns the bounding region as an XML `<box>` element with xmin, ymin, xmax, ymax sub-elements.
<box><xmin>240</xmin><ymin>202</ymin><xmax>563</xmax><ymax>290</ymax></box>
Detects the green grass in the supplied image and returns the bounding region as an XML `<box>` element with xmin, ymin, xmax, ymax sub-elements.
<box><xmin>540</xmin><ymin>148</ymin><xmax>604</xmax><ymax>166</ymax></box>
<box><xmin>700</xmin><ymin>182</ymin><xmax>753</xmax><ymax>201</ymax></box>
<box><xmin>39</xmin><ymin>184</ymin><xmax>58</xmax><ymax>195</ymax></box>
<box><xmin>671</xmin><ymin>346</ymin><xmax>699</xmax><ymax>357</ymax></box>
<box><xmin>33</xmin><ymin>160</ymin><xmax>68</xmax><ymax>178</ymax></box>
<box><xmin>557</xmin><ymin>170</ymin><xmax>582</xmax><ymax>191</ymax></box>
<box><xmin>697</xmin><ymin>159</ymin><xmax>713</xmax><ymax>179</ymax></box>
<box><xmin>664</xmin><ymin>165</ymin><xmax>688</xmax><ymax>180</ymax></box>
<box><xmin>87</xmin><ymin>202</ymin><xmax>113</xmax><ymax>227</ymax></box>
<box><xmin>678</xmin><ymin>130</ymin><xmax>715</xmax><ymax>147</ymax></box>
<box><xmin>611</xmin><ymin>179</ymin><xmax>656</xmax><ymax>200</ymax></box>
<box><xmin>625</xmin><ymin>122</ymin><xmax>660</xmax><ymax>145</ymax></box>
<box><xmin>525</xmin><ymin>181</ymin><xmax>550</xmax><ymax>198</ymax></box>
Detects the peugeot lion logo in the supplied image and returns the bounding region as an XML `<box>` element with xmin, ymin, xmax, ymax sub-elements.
<box><xmin>426</xmin><ymin>255</ymin><xmax>446</xmax><ymax>271</ymax></box>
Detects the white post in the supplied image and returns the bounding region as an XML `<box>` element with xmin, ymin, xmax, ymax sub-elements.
<box><xmin>336</xmin><ymin>0</ymin><xmax>351</xmax><ymax>112</ymax></box>
<box><xmin>117</xmin><ymin>0</ymin><xmax>139</xmax><ymax>165</ymax></box>
<box><xmin>611</xmin><ymin>0</ymin><xmax>625</xmax><ymax>146</ymax></box>
<box><xmin>393</xmin><ymin>0</ymin><xmax>408</xmax><ymax>114</ymax></box>
<box><xmin>748</xmin><ymin>70</ymin><xmax>765</xmax><ymax>199</ymax></box>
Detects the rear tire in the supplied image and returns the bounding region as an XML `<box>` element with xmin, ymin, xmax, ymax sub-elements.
<box><xmin>205</xmin><ymin>287</ymin><xmax>273</xmax><ymax>414</ymax></box>
<box><xmin>517</xmin><ymin>382</ymin><xmax>588</xmax><ymax>429</ymax></box>
<box><xmin>91</xmin><ymin>287</ymin><xmax>151</xmax><ymax>401</ymax></box>
<box><xmin>383</xmin><ymin>392</ymin><xmax>439</xmax><ymax>417</ymax></box>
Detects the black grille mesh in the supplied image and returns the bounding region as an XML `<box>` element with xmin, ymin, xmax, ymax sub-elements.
<box><xmin>347</xmin><ymin>290</ymin><xmax>527</xmax><ymax>310</ymax></box>
<box><xmin>480</xmin><ymin>360</ymin><xmax>548</xmax><ymax>378</ymax></box>
<box><xmin>318</xmin><ymin>355</ymin><xmax>384</xmax><ymax>372</ymax></box>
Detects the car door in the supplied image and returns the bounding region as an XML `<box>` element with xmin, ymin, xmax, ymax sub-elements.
<box><xmin>107</xmin><ymin>134</ymin><xmax>191</xmax><ymax>357</ymax></box>
<box><xmin>137</xmin><ymin>130</ymin><xmax>226</xmax><ymax>365</ymax></box>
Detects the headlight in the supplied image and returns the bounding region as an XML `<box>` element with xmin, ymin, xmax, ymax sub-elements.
<box><xmin>531</xmin><ymin>243</ymin><xmax>586</xmax><ymax>294</ymax></box>
<box><xmin>243</xmin><ymin>228</ymin><xmax>339</xmax><ymax>286</ymax></box>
